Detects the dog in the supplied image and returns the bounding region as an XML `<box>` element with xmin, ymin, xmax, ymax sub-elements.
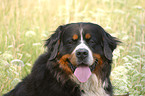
<box><xmin>4</xmin><ymin>22</ymin><xmax>120</xmax><ymax>96</ymax></box>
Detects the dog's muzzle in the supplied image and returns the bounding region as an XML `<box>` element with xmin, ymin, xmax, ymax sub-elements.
<box><xmin>67</xmin><ymin>59</ymin><xmax>98</xmax><ymax>72</ymax></box>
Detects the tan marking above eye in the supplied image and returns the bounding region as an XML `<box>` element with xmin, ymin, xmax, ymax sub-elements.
<box><xmin>73</xmin><ymin>34</ymin><xmax>78</xmax><ymax>40</ymax></box>
<box><xmin>85</xmin><ymin>33</ymin><xmax>91</xmax><ymax>39</ymax></box>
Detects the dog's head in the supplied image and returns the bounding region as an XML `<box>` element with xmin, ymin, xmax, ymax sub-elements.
<box><xmin>45</xmin><ymin>22</ymin><xmax>120</xmax><ymax>82</ymax></box>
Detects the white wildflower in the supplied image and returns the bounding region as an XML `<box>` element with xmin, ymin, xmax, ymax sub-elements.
<box><xmin>11</xmin><ymin>59</ymin><xmax>24</xmax><ymax>66</ymax></box>
<box><xmin>32</xmin><ymin>43</ymin><xmax>41</xmax><ymax>46</ymax></box>
<box><xmin>25</xmin><ymin>31</ymin><xmax>36</xmax><ymax>37</ymax></box>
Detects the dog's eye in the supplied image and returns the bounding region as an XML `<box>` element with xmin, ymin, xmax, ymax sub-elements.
<box><xmin>88</xmin><ymin>39</ymin><xmax>96</xmax><ymax>46</ymax></box>
<box><xmin>89</xmin><ymin>40</ymin><xmax>95</xmax><ymax>44</ymax></box>
<box><xmin>67</xmin><ymin>40</ymin><xmax>74</xmax><ymax>45</ymax></box>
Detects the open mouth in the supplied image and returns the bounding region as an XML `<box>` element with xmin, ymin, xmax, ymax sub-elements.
<box><xmin>67</xmin><ymin>59</ymin><xmax>98</xmax><ymax>83</ymax></box>
<box><xmin>67</xmin><ymin>59</ymin><xmax>98</xmax><ymax>72</ymax></box>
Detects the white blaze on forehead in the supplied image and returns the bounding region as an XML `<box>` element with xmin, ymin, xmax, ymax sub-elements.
<box><xmin>72</xmin><ymin>27</ymin><xmax>94</xmax><ymax>66</ymax></box>
<box><xmin>80</xmin><ymin>27</ymin><xmax>83</xmax><ymax>43</ymax></box>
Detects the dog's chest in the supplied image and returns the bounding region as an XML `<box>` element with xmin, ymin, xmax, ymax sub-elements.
<box><xmin>71</xmin><ymin>74</ymin><xmax>109</xmax><ymax>96</ymax></box>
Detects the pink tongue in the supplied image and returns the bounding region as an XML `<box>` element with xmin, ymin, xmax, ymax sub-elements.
<box><xmin>74</xmin><ymin>66</ymin><xmax>92</xmax><ymax>83</ymax></box>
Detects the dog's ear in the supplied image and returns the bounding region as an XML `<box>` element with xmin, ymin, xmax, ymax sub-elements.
<box><xmin>45</xmin><ymin>25</ymin><xmax>64</xmax><ymax>60</ymax></box>
<box><xmin>103</xmin><ymin>31</ymin><xmax>120</xmax><ymax>60</ymax></box>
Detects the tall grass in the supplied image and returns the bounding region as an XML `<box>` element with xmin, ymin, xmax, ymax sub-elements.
<box><xmin>0</xmin><ymin>0</ymin><xmax>145</xmax><ymax>95</ymax></box>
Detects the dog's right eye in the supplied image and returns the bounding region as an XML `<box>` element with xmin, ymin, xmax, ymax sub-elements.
<box><xmin>67</xmin><ymin>40</ymin><xmax>74</xmax><ymax>45</ymax></box>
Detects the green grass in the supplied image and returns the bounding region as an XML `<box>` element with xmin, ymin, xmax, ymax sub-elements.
<box><xmin>0</xmin><ymin>0</ymin><xmax>145</xmax><ymax>95</ymax></box>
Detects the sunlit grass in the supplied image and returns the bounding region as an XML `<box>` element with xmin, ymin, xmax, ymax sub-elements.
<box><xmin>0</xmin><ymin>0</ymin><xmax>145</xmax><ymax>95</ymax></box>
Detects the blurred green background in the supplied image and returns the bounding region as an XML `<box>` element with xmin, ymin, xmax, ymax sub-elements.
<box><xmin>0</xmin><ymin>0</ymin><xmax>145</xmax><ymax>95</ymax></box>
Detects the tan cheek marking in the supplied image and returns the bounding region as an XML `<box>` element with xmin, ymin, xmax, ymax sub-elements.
<box><xmin>59</xmin><ymin>54</ymin><xmax>73</xmax><ymax>74</ymax></box>
<box><xmin>73</xmin><ymin>34</ymin><xmax>78</xmax><ymax>40</ymax></box>
<box><xmin>93</xmin><ymin>54</ymin><xmax>103</xmax><ymax>64</ymax></box>
<box><xmin>69</xmin><ymin>53</ymin><xmax>77</xmax><ymax>66</ymax></box>
<box><xmin>85</xmin><ymin>33</ymin><xmax>91</xmax><ymax>39</ymax></box>
<box><xmin>92</xmin><ymin>54</ymin><xmax>103</xmax><ymax>78</ymax></box>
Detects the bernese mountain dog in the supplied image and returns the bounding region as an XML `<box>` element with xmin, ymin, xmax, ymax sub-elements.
<box><xmin>4</xmin><ymin>22</ymin><xmax>120</xmax><ymax>96</ymax></box>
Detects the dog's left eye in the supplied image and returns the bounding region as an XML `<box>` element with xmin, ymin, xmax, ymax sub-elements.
<box><xmin>88</xmin><ymin>40</ymin><xmax>96</xmax><ymax>44</ymax></box>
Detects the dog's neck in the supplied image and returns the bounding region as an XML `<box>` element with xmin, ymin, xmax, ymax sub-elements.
<box><xmin>70</xmin><ymin>73</ymin><xmax>109</xmax><ymax>96</ymax></box>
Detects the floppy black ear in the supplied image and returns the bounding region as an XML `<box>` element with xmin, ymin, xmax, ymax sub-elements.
<box><xmin>45</xmin><ymin>26</ymin><xmax>63</xmax><ymax>60</ymax></box>
<box><xmin>103</xmin><ymin>32</ymin><xmax>120</xmax><ymax>60</ymax></box>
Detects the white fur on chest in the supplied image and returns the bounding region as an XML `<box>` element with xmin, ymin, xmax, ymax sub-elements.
<box><xmin>70</xmin><ymin>73</ymin><xmax>109</xmax><ymax>96</ymax></box>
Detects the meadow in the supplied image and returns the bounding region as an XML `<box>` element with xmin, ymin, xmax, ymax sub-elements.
<box><xmin>0</xmin><ymin>0</ymin><xmax>145</xmax><ymax>95</ymax></box>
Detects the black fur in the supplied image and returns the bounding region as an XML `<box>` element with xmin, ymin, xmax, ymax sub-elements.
<box><xmin>4</xmin><ymin>53</ymin><xmax>81</xmax><ymax>96</ymax></box>
<box><xmin>4</xmin><ymin>22</ymin><xmax>120</xmax><ymax>96</ymax></box>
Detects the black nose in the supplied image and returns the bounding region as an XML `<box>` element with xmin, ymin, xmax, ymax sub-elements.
<box><xmin>76</xmin><ymin>49</ymin><xmax>88</xmax><ymax>59</ymax></box>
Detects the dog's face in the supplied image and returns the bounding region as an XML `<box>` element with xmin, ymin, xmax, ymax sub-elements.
<box><xmin>46</xmin><ymin>23</ymin><xmax>120</xmax><ymax>82</ymax></box>
<box><xmin>59</xmin><ymin>24</ymin><xmax>103</xmax><ymax>66</ymax></box>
